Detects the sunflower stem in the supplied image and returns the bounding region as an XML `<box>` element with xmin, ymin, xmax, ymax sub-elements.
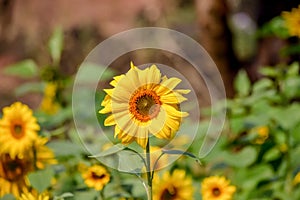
<box><xmin>146</xmin><ymin>139</ymin><xmax>153</xmax><ymax>200</ymax></box>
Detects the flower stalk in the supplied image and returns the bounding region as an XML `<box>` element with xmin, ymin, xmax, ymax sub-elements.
<box><xmin>146</xmin><ymin>138</ymin><xmax>153</xmax><ymax>200</ymax></box>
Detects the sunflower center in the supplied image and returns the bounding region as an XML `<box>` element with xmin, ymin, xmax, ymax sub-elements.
<box><xmin>161</xmin><ymin>186</ymin><xmax>177</xmax><ymax>200</ymax></box>
<box><xmin>0</xmin><ymin>154</ymin><xmax>30</xmax><ymax>181</ymax></box>
<box><xmin>11</xmin><ymin>123</ymin><xmax>25</xmax><ymax>139</ymax></box>
<box><xmin>129</xmin><ymin>88</ymin><xmax>161</xmax><ymax>122</ymax></box>
<box><xmin>212</xmin><ymin>187</ymin><xmax>221</xmax><ymax>196</ymax></box>
<box><xmin>91</xmin><ymin>172</ymin><xmax>106</xmax><ymax>180</ymax></box>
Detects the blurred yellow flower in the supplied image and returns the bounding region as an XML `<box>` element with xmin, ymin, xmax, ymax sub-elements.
<box><xmin>0</xmin><ymin>154</ymin><xmax>32</xmax><ymax>197</ymax></box>
<box><xmin>40</xmin><ymin>82</ymin><xmax>60</xmax><ymax>115</ymax></box>
<box><xmin>33</xmin><ymin>137</ymin><xmax>57</xmax><ymax>169</ymax></box>
<box><xmin>149</xmin><ymin>146</ymin><xmax>168</xmax><ymax>171</ymax></box>
<box><xmin>19</xmin><ymin>190</ymin><xmax>50</xmax><ymax>200</ymax></box>
<box><xmin>153</xmin><ymin>169</ymin><xmax>194</xmax><ymax>200</ymax></box>
<box><xmin>0</xmin><ymin>102</ymin><xmax>39</xmax><ymax>158</ymax></box>
<box><xmin>282</xmin><ymin>5</ymin><xmax>300</xmax><ymax>37</ymax></box>
<box><xmin>253</xmin><ymin>126</ymin><xmax>269</xmax><ymax>144</ymax></box>
<box><xmin>293</xmin><ymin>172</ymin><xmax>300</xmax><ymax>185</ymax></box>
<box><xmin>82</xmin><ymin>165</ymin><xmax>110</xmax><ymax>191</ymax></box>
<box><xmin>100</xmin><ymin>62</ymin><xmax>190</xmax><ymax>148</ymax></box>
<box><xmin>201</xmin><ymin>176</ymin><xmax>236</xmax><ymax>200</ymax></box>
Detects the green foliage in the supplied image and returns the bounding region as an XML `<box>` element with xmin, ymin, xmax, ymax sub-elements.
<box><xmin>258</xmin><ymin>16</ymin><xmax>290</xmax><ymax>39</ymax></box>
<box><xmin>28</xmin><ymin>168</ymin><xmax>55</xmax><ymax>193</ymax></box>
<box><xmin>3</xmin><ymin>59</ymin><xmax>38</xmax><ymax>78</ymax></box>
<box><xmin>48</xmin><ymin>27</ymin><xmax>64</xmax><ymax>66</ymax></box>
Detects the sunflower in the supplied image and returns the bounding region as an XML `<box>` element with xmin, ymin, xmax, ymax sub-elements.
<box><xmin>99</xmin><ymin>62</ymin><xmax>190</xmax><ymax>148</ymax></box>
<box><xmin>82</xmin><ymin>164</ymin><xmax>110</xmax><ymax>191</ymax></box>
<box><xmin>33</xmin><ymin>137</ymin><xmax>57</xmax><ymax>169</ymax></box>
<box><xmin>282</xmin><ymin>5</ymin><xmax>300</xmax><ymax>37</ymax></box>
<box><xmin>252</xmin><ymin>126</ymin><xmax>269</xmax><ymax>144</ymax></box>
<box><xmin>40</xmin><ymin>82</ymin><xmax>60</xmax><ymax>115</ymax></box>
<box><xmin>201</xmin><ymin>176</ymin><xmax>236</xmax><ymax>200</ymax></box>
<box><xmin>0</xmin><ymin>154</ymin><xmax>32</xmax><ymax>197</ymax></box>
<box><xmin>18</xmin><ymin>190</ymin><xmax>50</xmax><ymax>200</ymax></box>
<box><xmin>0</xmin><ymin>102</ymin><xmax>39</xmax><ymax>158</ymax></box>
<box><xmin>153</xmin><ymin>169</ymin><xmax>194</xmax><ymax>200</ymax></box>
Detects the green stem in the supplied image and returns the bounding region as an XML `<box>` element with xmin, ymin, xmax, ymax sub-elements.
<box><xmin>146</xmin><ymin>139</ymin><xmax>153</xmax><ymax>200</ymax></box>
<box><xmin>285</xmin><ymin>129</ymin><xmax>293</xmax><ymax>194</ymax></box>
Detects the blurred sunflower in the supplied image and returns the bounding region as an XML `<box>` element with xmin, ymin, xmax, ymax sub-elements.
<box><xmin>33</xmin><ymin>137</ymin><xmax>57</xmax><ymax>169</ymax></box>
<box><xmin>82</xmin><ymin>165</ymin><xmax>110</xmax><ymax>191</ymax></box>
<box><xmin>282</xmin><ymin>5</ymin><xmax>300</xmax><ymax>37</ymax></box>
<box><xmin>153</xmin><ymin>169</ymin><xmax>194</xmax><ymax>200</ymax></box>
<box><xmin>19</xmin><ymin>190</ymin><xmax>50</xmax><ymax>200</ymax></box>
<box><xmin>0</xmin><ymin>102</ymin><xmax>39</xmax><ymax>158</ymax></box>
<box><xmin>99</xmin><ymin>62</ymin><xmax>190</xmax><ymax>148</ymax></box>
<box><xmin>252</xmin><ymin>126</ymin><xmax>269</xmax><ymax>144</ymax></box>
<box><xmin>40</xmin><ymin>82</ymin><xmax>60</xmax><ymax>115</ymax></box>
<box><xmin>201</xmin><ymin>176</ymin><xmax>236</xmax><ymax>200</ymax></box>
<box><xmin>0</xmin><ymin>154</ymin><xmax>32</xmax><ymax>197</ymax></box>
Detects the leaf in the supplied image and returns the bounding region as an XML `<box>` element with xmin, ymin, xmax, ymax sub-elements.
<box><xmin>15</xmin><ymin>82</ymin><xmax>44</xmax><ymax>96</ymax></box>
<box><xmin>252</xmin><ymin>78</ymin><xmax>273</xmax><ymax>93</ymax></box>
<box><xmin>263</xmin><ymin>147</ymin><xmax>281</xmax><ymax>162</ymax></box>
<box><xmin>89</xmin><ymin>144</ymin><xmax>125</xmax><ymax>158</ymax></box>
<box><xmin>54</xmin><ymin>193</ymin><xmax>74</xmax><ymax>200</ymax></box>
<box><xmin>28</xmin><ymin>168</ymin><xmax>54</xmax><ymax>193</ymax></box>
<box><xmin>162</xmin><ymin>149</ymin><xmax>201</xmax><ymax>163</ymax></box>
<box><xmin>259</xmin><ymin>67</ymin><xmax>279</xmax><ymax>77</ymax></box>
<box><xmin>287</xmin><ymin>62</ymin><xmax>299</xmax><ymax>76</ymax></box>
<box><xmin>272</xmin><ymin>104</ymin><xmax>300</xmax><ymax>129</ymax></box>
<box><xmin>48</xmin><ymin>27</ymin><xmax>64</xmax><ymax>65</ymax></box>
<box><xmin>258</xmin><ymin>16</ymin><xmax>289</xmax><ymax>39</ymax></box>
<box><xmin>222</xmin><ymin>146</ymin><xmax>257</xmax><ymax>167</ymax></box>
<box><xmin>118</xmin><ymin>151</ymin><xmax>144</xmax><ymax>173</ymax></box>
<box><xmin>234</xmin><ymin>70</ymin><xmax>251</xmax><ymax>97</ymax></box>
<box><xmin>76</xmin><ymin>62</ymin><xmax>115</xmax><ymax>84</ymax></box>
<box><xmin>3</xmin><ymin>59</ymin><xmax>38</xmax><ymax>78</ymax></box>
<box><xmin>47</xmin><ymin>141</ymin><xmax>83</xmax><ymax>157</ymax></box>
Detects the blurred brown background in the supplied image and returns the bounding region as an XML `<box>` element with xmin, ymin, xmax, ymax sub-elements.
<box><xmin>0</xmin><ymin>0</ymin><xmax>299</xmax><ymax>109</ymax></box>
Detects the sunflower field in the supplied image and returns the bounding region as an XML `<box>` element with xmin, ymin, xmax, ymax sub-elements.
<box><xmin>0</xmin><ymin>2</ymin><xmax>300</xmax><ymax>200</ymax></box>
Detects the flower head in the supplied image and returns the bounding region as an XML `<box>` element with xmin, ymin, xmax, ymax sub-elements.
<box><xmin>19</xmin><ymin>190</ymin><xmax>50</xmax><ymax>200</ymax></box>
<box><xmin>0</xmin><ymin>154</ymin><xmax>31</xmax><ymax>197</ymax></box>
<box><xmin>252</xmin><ymin>126</ymin><xmax>269</xmax><ymax>144</ymax></box>
<box><xmin>100</xmin><ymin>62</ymin><xmax>190</xmax><ymax>148</ymax></box>
<box><xmin>0</xmin><ymin>102</ymin><xmax>40</xmax><ymax>158</ymax></box>
<box><xmin>40</xmin><ymin>82</ymin><xmax>60</xmax><ymax>115</ymax></box>
<box><xmin>153</xmin><ymin>169</ymin><xmax>194</xmax><ymax>200</ymax></box>
<box><xmin>82</xmin><ymin>164</ymin><xmax>110</xmax><ymax>191</ymax></box>
<box><xmin>282</xmin><ymin>5</ymin><xmax>300</xmax><ymax>37</ymax></box>
<box><xmin>201</xmin><ymin>176</ymin><xmax>236</xmax><ymax>200</ymax></box>
<box><xmin>33</xmin><ymin>137</ymin><xmax>57</xmax><ymax>169</ymax></box>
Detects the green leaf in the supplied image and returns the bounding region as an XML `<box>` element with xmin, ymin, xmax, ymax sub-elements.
<box><xmin>76</xmin><ymin>62</ymin><xmax>115</xmax><ymax>84</ymax></box>
<box><xmin>48</xmin><ymin>27</ymin><xmax>64</xmax><ymax>65</ymax></box>
<box><xmin>54</xmin><ymin>193</ymin><xmax>74</xmax><ymax>200</ymax></box>
<box><xmin>28</xmin><ymin>168</ymin><xmax>54</xmax><ymax>193</ymax></box>
<box><xmin>162</xmin><ymin>149</ymin><xmax>201</xmax><ymax>163</ymax></box>
<box><xmin>252</xmin><ymin>78</ymin><xmax>274</xmax><ymax>93</ymax></box>
<box><xmin>263</xmin><ymin>147</ymin><xmax>281</xmax><ymax>162</ymax></box>
<box><xmin>272</xmin><ymin>104</ymin><xmax>300</xmax><ymax>129</ymax></box>
<box><xmin>235</xmin><ymin>164</ymin><xmax>274</xmax><ymax>190</ymax></box>
<box><xmin>222</xmin><ymin>146</ymin><xmax>257</xmax><ymax>167</ymax></box>
<box><xmin>47</xmin><ymin>141</ymin><xmax>83</xmax><ymax>157</ymax></box>
<box><xmin>3</xmin><ymin>59</ymin><xmax>38</xmax><ymax>78</ymax></box>
<box><xmin>234</xmin><ymin>70</ymin><xmax>251</xmax><ymax>97</ymax></box>
<box><xmin>15</xmin><ymin>82</ymin><xmax>44</xmax><ymax>96</ymax></box>
<box><xmin>89</xmin><ymin>144</ymin><xmax>125</xmax><ymax>158</ymax></box>
<box><xmin>258</xmin><ymin>16</ymin><xmax>289</xmax><ymax>39</ymax></box>
<box><xmin>287</xmin><ymin>62</ymin><xmax>299</xmax><ymax>76</ymax></box>
<box><xmin>259</xmin><ymin>67</ymin><xmax>279</xmax><ymax>77</ymax></box>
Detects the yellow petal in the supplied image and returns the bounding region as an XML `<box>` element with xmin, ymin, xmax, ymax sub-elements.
<box><xmin>104</xmin><ymin>115</ymin><xmax>116</xmax><ymax>126</ymax></box>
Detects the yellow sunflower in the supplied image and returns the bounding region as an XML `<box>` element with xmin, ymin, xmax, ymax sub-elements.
<box><xmin>19</xmin><ymin>190</ymin><xmax>50</xmax><ymax>200</ymax></box>
<box><xmin>33</xmin><ymin>137</ymin><xmax>57</xmax><ymax>169</ymax></box>
<box><xmin>99</xmin><ymin>62</ymin><xmax>190</xmax><ymax>148</ymax></box>
<box><xmin>252</xmin><ymin>126</ymin><xmax>269</xmax><ymax>144</ymax></box>
<box><xmin>0</xmin><ymin>102</ymin><xmax>40</xmax><ymax>158</ymax></box>
<box><xmin>82</xmin><ymin>164</ymin><xmax>110</xmax><ymax>191</ymax></box>
<box><xmin>201</xmin><ymin>176</ymin><xmax>236</xmax><ymax>200</ymax></box>
<box><xmin>282</xmin><ymin>5</ymin><xmax>300</xmax><ymax>37</ymax></box>
<box><xmin>40</xmin><ymin>82</ymin><xmax>60</xmax><ymax>115</ymax></box>
<box><xmin>0</xmin><ymin>154</ymin><xmax>32</xmax><ymax>197</ymax></box>
<box><xmin>153</xmin><ymin>169</ymin><xmax>194</xmax><ymax>200</ymax></box>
